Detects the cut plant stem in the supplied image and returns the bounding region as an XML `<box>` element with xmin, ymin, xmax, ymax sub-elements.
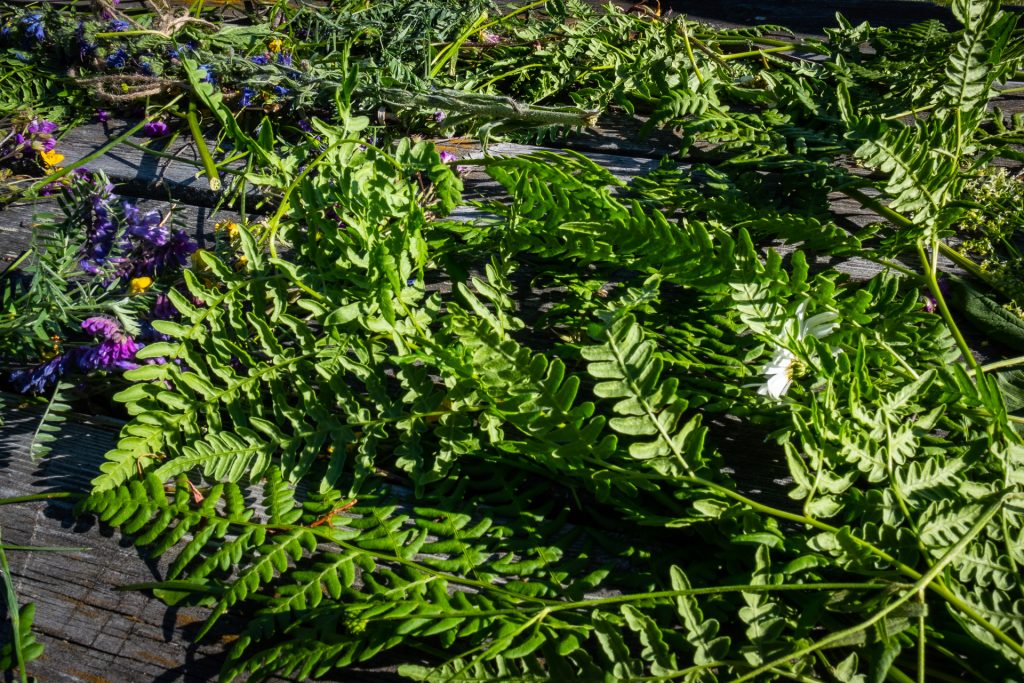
<box><xmin>185</xmin><ymin>101</ymin><xmax>222</xmax><ymax>192</ymax></box>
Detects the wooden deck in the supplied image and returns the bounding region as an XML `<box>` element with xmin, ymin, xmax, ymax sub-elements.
<box><xmin>3</xmin><ymin>2</ymin><xmax>1024</xmax><ymax>680</ymax></box>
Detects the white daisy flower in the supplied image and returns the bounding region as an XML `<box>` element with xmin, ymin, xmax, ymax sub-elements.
<box><xmin>757</xmin><ymin>301</ymin><xmax>838</xmax><ymax>401</ymax></box>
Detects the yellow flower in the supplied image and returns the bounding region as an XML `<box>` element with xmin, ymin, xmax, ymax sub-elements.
<box><xmin>39</xmin><ymin>149</ymin><xmax>64</xmax><ymax>169</ymax></box>
<box><xmin>267</xmin><ymin>38</ymin><xmax>283</xmax><ymax>53</ymax></box>
<box><xmin>215</xmin><ymin>220</ymin><xmax>240</xmax><ymax>238</ymax></box>
<box><xmin>129</xmin><ymin>276</ymin><xmax>153</xmax><ymax>295</ymax></box>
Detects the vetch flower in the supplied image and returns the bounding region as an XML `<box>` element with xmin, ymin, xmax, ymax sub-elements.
<box><xmin>106</xmin><ymin>47</ymin><xmax>129</xmax><ymax>69</ymax></box>
<box><xmin>82</xmin><ymin>316</ymin><xmax>121</xmax><ymax>341</ymax></box>
<box><xmin>142</xmin><ymin>120</ymin><xmax>169</xmax><ymax>137</ymax></box>
<box><xmin>757</xmin><ymin>301</ymin><xmax>838</xmax><ymax>401</ymax></box>
<box><xmin>20</xmin><ymin>14</ymin><xmax>44</xmax><ymax>42</ymax></box>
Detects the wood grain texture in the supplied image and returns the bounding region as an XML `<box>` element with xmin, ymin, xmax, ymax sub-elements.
<box><xmin>0</xmin><ymin>406</ymin><xmax>406</xmax><ymax>683</ymax></box>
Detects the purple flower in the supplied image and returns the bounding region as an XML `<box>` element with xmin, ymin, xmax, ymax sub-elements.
<box><xmin>80</xmin><ymin>336</ymin><xmax>141</xmax><ymax>371</ymax></box>
<box><xmin>297</xmin><ymin>119</ymin><xmax>312</xmax><ymax>133</ymax></box>
<box><xmin>96</xmin><ymin>109</ymin><xmax>110</xmax><ymax>122</ymax></box>
<box><xmin>276</xmin><ymin>52</ymin><xmax>292</xmax><ymax>66</ymax></box>
<box><xmin>240</xmin><ymin>87</ymin><xmax>255</xmax><ymax>108</ymax></box>
<box><xmin>123</xmin><ymin>202</ymin><xmax>168</xmax><ymax>245</ymax></box>
<box><xmin>27</xmin><ymin>119</ymin><xmax>58</xmax><ymax>135</ymax></box>
<box><xmin>167</xmin><ymin>48</ymin><xmax>180</xmax><ymax>60</ymax></box>
<box><xmin>251</xmin><ymin>54</ymin><xmax>270</xmax><ymax>65</ymax></box>
<box><xmin>142</xmin><ymin>120</ymin><xmax>169</xmax><ymax>137</ymax></box>
<box><xmin>434</xmin><ymin>111</ymin><xmax>446</xmax><ymax>123</ymax></box>
<box><xmin>108</xmin><ymin>19</ymin><xmax>130</xmax><ymax>32</ymax></box>
<box><xmin>82</xmin><ymin>316</ymin><xmax>121</xmax><ymax>341</ymax></box>
<box><xmin>153</xmin><ymin>293</ymin><xmax>176</xmax><ymax>319</ymax></box>
<box><xmin>439</xmin><ymin>150</ymin><xmax>456</xmax><ymax>164</ymax></box>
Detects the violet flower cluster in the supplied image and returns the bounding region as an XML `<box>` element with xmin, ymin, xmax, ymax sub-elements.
<box><xmin>11</xmin><ymin>317</ymin><xmax>142</xmax><ymax>394</ymax></box>
<box><xmin>1</xmin><ymin>117</ymin><xmax>59</xmax><ymax>163</ymax></box>
<box><xmin>78</xmin><ymin>173</ymin><xmax>197</xmax><ymax>280</ymax></box>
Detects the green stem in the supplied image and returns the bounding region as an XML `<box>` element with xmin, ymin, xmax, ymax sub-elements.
<box><xmin>731</xmin><ymin>493</ymin><xmax>1010</xmax><ymax>682</ymax></box>
<box><xmin>975</xmin><ymin>355</ymin><xmax>1024</xmax><ymax>374</ymax></box>
<box><xmin>184</xmin><ymin>101</ymin><xmax>222</xmax><ymax>192</ymax></box>
<box><xmin>0</xmin><ymin>531</ymin><xmax>29</xmax><ymax>683</ymax></box>
<box><xmin>0</xmin><ymin>492</ymin><xmax>77</xmax><ymax>506</ymax></box>
<box><xmin>19</xmin><ymin>96</ymin><xmax>184</xmax><ymax>199</ymax></box>
<box><xmin>721</xmin><ymin>45</ymin><xmax>797</xmax><ymax>61</ymax></box>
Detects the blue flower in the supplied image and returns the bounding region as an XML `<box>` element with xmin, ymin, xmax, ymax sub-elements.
<box><xmin>106</xmin><ymin>47</ymin><xmax>129</xmax><ymax>69</ymax></box>
<box><xmin>198</xmin><ymin>64</ymin><xmax>214</xmax><ymax>83</ymax></box>
<box><xmin>108</xmin><ymin>19</ymin><xmax>130</xmax><ymax>32</ymax></box>
<box><xmin>240</xmin><ymin>87</ymin><xmax>255</xmax><ymax>107</ymax></box>
<box><xmin>167</xmin><ymin>48</ymin><xmax>180</xmax><ymax>59</ymax></box>
<box><xmin>20</xmin><ymin>14</ymin><xmax>44</xmax><ymax>42</ymax></box>
<box><xmin>140</xmin><ymin>60</ymin><xmax>153</xmax><ymax>75</ymax></box>
<box><xmin>11</xmin><ymin>356</ymin><xmax>65</xmax><ymax>394</ymax></box>
<box><xmin>276</xmin><ymin>52</ymin><xmax>292</xmax><ymax>66</ymax></box>
<box><xmin>251</xmin><ymin>54</ymin><xmax>269</xmax><ymax>65</ymax></box>
<box><xmin>273</xmin><ymin>85</ymin><xmax>289</xmax><ymax>96</ymax></box>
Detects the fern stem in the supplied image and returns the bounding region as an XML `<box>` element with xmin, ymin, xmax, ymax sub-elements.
<box><xmin>681</xmin><ymin>22</ymin><xmax>705</xmax><ymax>86</ymax></box>
<box><xmin>917</xmin><ymin>240</ymin><xmax>979</xmax><ymax>370</ymax></box>
<box><xmin>840</xmin><ymin>187</ymin><xmax>978</xmax><ymax>370</ymax></box>
<box><xmin>730</xmin><ymin>492</ymin><xmax>1009</xmax><ymax>683</ymax></box>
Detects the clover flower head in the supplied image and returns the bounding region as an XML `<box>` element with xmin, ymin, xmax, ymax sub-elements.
<box><xmin>434</xmin><ymin>111</ymin><xmax>446</xmax><ymax>123</ymax></box>
<box><xmin>757</xmin><ymin>301</ymin><xmax>838</xmax><ymax>401</ymax></box>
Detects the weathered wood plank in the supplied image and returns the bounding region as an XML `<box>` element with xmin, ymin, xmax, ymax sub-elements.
<box><xmin>0</xmin><ymin>196</ymin><xmax>241</xmax><ymax>261</ymax></box>
<box><xmin>0</xmin><ymin>406</ymin><xmax>404</xmax><ymax>683</ymax></box>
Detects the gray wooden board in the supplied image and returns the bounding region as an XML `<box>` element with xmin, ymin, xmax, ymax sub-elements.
<box><xmin>0</xmin><ymin>407</ymin><xmax>405</xmax><ymax>683</ymax></box>
<box><xmin>0</xmin><ymin>197</ymin><xmax>242</xmax><ymax>262</ymax></box>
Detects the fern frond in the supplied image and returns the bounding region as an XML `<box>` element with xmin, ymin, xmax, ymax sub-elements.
<box><xmin>28</xmin><ymin>380</ymin><xmax>72</xmax><ymax>460</ymax></box>
<box><xmin>581</xmin><ymin>313</ymin><xmax>708</xmax><ymax>478</ymax></box>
